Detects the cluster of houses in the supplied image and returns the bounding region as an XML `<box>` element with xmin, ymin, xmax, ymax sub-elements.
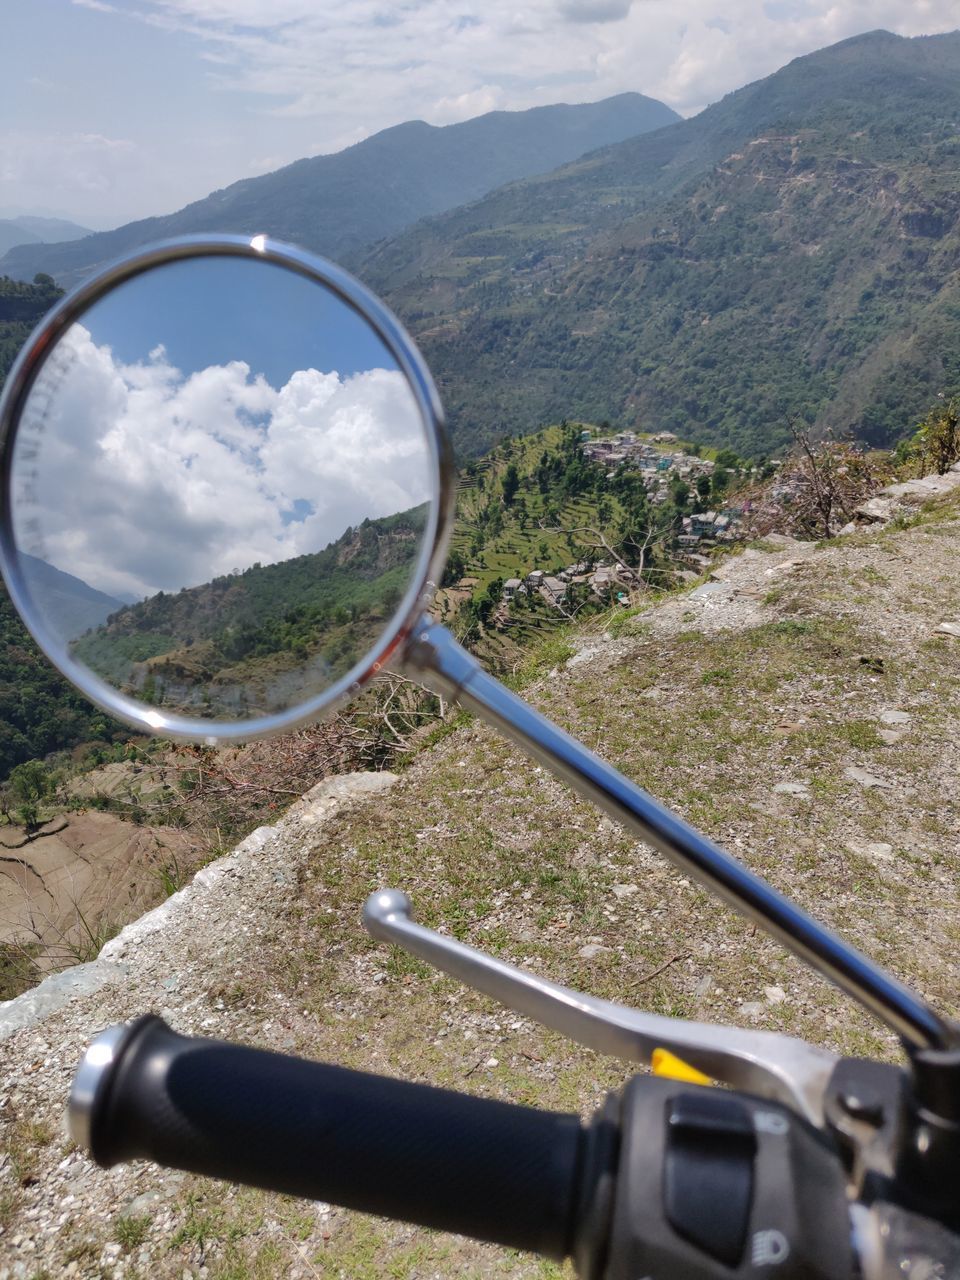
<box><xmin>581</xmin><ymin>428</ymin><xmax>746</xmax><ymax>549</ymax></box>
<box><xmin>677</xmin><ymin>509</ymin><xmax>740</xmax><ymax>549</ymax></box>
<box><xmin>581</xmin><ymin>430</ymin><xmax>717</xmax><ymax>506</ymax></box>
<box><xmin>502</xmin><ymin>562</ymin><xmax>639</xmax><ymax>610</ymax></box>
<box><xmin>490</xmin><ymin>431</ymin><xmax>749</xmax><ymax>614</ymax></box>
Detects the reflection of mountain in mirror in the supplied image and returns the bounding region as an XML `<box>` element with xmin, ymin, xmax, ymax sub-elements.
<box><xmin>9</xmin><ymin>254</ymin><xmax>434</xmax><ymax>719</ymax></box>
<box><xmin>18</xmin><ymin>554</ymin><xmax>126</xmax><ymax>641</ymax></box>
<box><xmin>69</xmin><ymin>505</ymin><xmax>427</xmax><ymax>718</ymax></box>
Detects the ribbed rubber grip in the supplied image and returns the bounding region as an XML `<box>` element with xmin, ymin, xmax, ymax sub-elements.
<box><xmin>85</xmin><ymin>1016</ymin><xmax>585</xmax><ymax>1259</ymax></box>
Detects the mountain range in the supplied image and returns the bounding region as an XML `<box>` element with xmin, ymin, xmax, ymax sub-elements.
<box><xmin>0</xmin><ymin>94</ymin><xmax>678</xmax><ymax>289</ymax></box>
<box><xmin>0</xmin><ymin>215</ymin><xmax>92</xmax><ymax>257</ymax></box>
<box><xmin>357</xmin><ymin>30</ymin><xmax>960</xmax><ymax>457</ymax></box>
<box><xmin>4</xmin><ymin>31</ymin><xmax>960</xmax><ymax>462</ymax></box>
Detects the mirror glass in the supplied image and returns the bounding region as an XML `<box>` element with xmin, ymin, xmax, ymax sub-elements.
<box><xmin>8</xmin><ymin>254</ymin><xmax>435</xmax><ymax>726</ymax></box>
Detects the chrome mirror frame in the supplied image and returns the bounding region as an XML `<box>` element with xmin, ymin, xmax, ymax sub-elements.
<box><xmin>0</xmin><ymin>235</ymin><xmax>456</xmax><ymax>745</ymax></box>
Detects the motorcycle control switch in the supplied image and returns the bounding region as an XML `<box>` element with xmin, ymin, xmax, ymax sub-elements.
<box><xmin>664</xmin><ymin>1091</ymin><xmax>757</xmax><ymax>1266</ymax></box>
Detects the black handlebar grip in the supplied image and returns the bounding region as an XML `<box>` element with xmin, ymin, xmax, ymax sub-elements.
<box><xmin>75</xmin><ymin>1016</ymin><xmax>587</xmax><ymax>1259</ymax></box>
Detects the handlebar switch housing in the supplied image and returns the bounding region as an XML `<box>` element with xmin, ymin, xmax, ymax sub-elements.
<box><xmin>602</xmin><ymin>1076</ymin><xmax>851</xmax><ymax>1279</ymax></box>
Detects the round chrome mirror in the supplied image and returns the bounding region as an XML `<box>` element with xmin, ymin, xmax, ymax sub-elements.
<box><xmin>0</xmin><ymin>236</ymin><xmax>453</xmax><ymax>743</ymax></box>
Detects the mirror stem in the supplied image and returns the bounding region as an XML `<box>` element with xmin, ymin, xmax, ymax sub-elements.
<box><xmin>403</xmin><ymin>618</ymin><xmax>958</xmax><ymax>1055</ymax></box>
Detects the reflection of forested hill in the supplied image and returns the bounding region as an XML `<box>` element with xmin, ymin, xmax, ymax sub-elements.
<box><xmin>73</xmin><ymin>506</ymin><xmax>429</xmax><ymax>714</ymax></box>
<box><xmin>21</xmin><ymin>554</ymin><xmax>125</xmax><ymax>640</ymax></box>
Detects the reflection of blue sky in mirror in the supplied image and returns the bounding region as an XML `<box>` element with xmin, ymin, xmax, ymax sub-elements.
<box><xmin>80</xmin><ymin>255</ymin><xmax>398</xmax><ymax>387</ymax></box>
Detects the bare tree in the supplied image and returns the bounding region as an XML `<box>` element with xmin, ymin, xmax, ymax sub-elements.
<box><xmin>740</xmin><ymin>423</ymin><xmax>891</xmax><ymax>540</ymax></box>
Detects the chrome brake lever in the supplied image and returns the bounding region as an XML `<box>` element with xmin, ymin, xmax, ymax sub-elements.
<box><xmin>364</xmin><ymin>889</ymin><xmax>838</xmax><ymax>1128</ymax></box>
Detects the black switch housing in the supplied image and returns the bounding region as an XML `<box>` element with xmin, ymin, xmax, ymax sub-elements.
<box><xmin>664</xmin><ymin>1091</ymin><xmax>757</xmax><ymax>1266</ymax></box>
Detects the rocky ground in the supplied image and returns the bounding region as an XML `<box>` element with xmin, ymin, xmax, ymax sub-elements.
<box><xmin>1</xmin><ymin>480</ymin><xmax>959</xmax><ymax>1279</ymax></box>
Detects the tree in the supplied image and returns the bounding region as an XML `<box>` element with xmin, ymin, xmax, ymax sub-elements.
<box><xmin>897</xmin><ymin>397</ymin><xmax>960</xmax><ymax>476</ymax></box>
<box><xmin>740</xmin><ymin>423</ymin><xmax>891</xmax><ymax>540</ymax></box>
<box><xmin>7</xmin><ymin>759</ymin><xmax>55</xmax><ymax>831</ymax></box>
<box><xmin>501</xmin><ymin>463</ymin><xmax>521</xmax><ymax>506</ymax></box>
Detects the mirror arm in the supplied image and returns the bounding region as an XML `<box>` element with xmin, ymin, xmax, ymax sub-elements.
<box><xmin>402</xmin><ymin>618</ymin><xmax>959</xmax><ymax>1056</ymax></box>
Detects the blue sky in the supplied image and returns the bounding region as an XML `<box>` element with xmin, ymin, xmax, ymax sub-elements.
<box><xmin>4</xmin><ymin>1</ymin><xmax>958</xmax><ymax>228</ymax></box>
<box><xmin>83</xmin><ymin>256</ymin><xmax>397</xmax><ymax>384</ymax></box>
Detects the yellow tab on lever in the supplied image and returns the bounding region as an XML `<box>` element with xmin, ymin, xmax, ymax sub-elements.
<box><xmin>651</xmin><ymin>1047</ymin><xmax>712</xmax><ymax>1086</ymax></box>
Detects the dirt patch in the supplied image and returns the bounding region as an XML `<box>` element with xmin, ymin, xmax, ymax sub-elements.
<box><xmin>0</xmin><ymin>811</ymin><xmax>196</xmax><ymax>969</ymax></box>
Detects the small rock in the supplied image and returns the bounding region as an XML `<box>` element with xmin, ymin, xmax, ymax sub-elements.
<box><xmin>486</xmin><ymin>1058</ymin><xmax>499</xmax><ymax>1068</ymax></box>
<box><xmin>125</xmin><ymin>1191</ymin><xmax>162</xmax><ymax>1216</ymax></box>
<box><xmin>773</xmin><ymin>782</ymin><xmax>810</xmax><ymax>797</ymax></box>
<box><xmin>690</xmin><ymin>581</ymin><xmax>729</xmax><ymax>600</ymax></box>
<box><xmin>877</xmin><ymin>729</ymin><xmax>903</xmax><ymax>745</ymax></box>
<box><xmin>846</xmin><ymin>840</ymin><xmax>894</xmax><ymax>863</ymax></box>
<box><xmin>879</xmin><ymin>710</ymin><xmax>910</xmax><ymax>725</ymax></box>
<box><xmin>844</xmin><ymin>767</ymin><xmax>891</xmax><ymax>790</ymax></box>
<box><xmin>764</xmin><ymin>985</ymin><xmax>787</xmax><ymax>1005</ymax></box>
<box><xmin>934</xmin><ymin>622</ymin><xmax>960</xmax><ymax>638</ymax></box>
<box><xmin>579</xmin><ymin>943</ymin><xmax>612</xmax><ymax>959</ymax></box>
<box><xmin>738</xmin><ymin>1002</ymin><xmax>765</xmax><ymax>1019</ymax></box>
<box><xmin>611</xmin><ymin>883</ymin><xmax>639</xmax><ymax>900</ymax></box>
<box><xmin>854</xmin><ymin>496</ymin><xmax>898</xmax><ymax>524</ymax></box>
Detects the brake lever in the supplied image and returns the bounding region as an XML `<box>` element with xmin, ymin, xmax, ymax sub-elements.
<box><xmin>364</xmin><ymin>889</ymin><xmax>838</xmax><ymax>1127</ymax></box>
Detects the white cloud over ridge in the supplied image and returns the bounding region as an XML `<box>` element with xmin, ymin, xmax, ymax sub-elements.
<box><xmin>8</xmin><ymin>2</ymin><xmax>958</xmax><ymax>221</ymax></box>
<box><xmin>15</xmin><ymin>324</ymin><xmax>432</xmax><ymax>603</ymax></box>
<box><xmin>107</xmin><ymin>0</ymin><xmax>960</xmax><ymax>122</ymax></box>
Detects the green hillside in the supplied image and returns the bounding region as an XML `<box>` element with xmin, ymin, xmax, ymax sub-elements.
<box><xmin>0</xmin><ymin>94</ymin><xmax>678</xmax><ymax>289</ymax></box>
<box><xmin>362</xmin><ymin>30</ymin><xmax>960</xmax><ymax>458</ymax></box>
<box><xmin>72</xmin><ymin>506</ymin><xmax>428</xmax><ymax>719</ymax></box>
<box><xmin>0</xmin><ymin>274</ymin><xmax>62</xmax><ymax>387</ymax></box>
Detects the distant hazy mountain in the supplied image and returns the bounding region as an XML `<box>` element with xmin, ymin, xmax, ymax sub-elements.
<box><xmin>19</xmin><ymin>554</ymin><xmax>126</xmax><ymax>641</ymax></box>
<box><xmin>360</xmin><ymin>30</ymin><xmax>960</xmax><ymax>458</ymax></box>
<box><xmin>0</xmin><ymin>94</ymin><xmax>679</xmax><ymax>288</ymax></box>
<box><xmin>0</xmin><ymin>216</ymin><xmax>92</xmax><ymax>257</ymax></box>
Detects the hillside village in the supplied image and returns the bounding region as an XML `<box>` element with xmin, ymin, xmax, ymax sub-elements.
<box><xmin>493</xmin><ymin>429</ymin><xmax>749</xmax><ymax>614</ymax></box>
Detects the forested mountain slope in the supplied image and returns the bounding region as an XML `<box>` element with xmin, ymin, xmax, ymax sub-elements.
<box><xmin>361</xmin><ymin>30</ymin><xmax>960</xmax><ymax>458</ymax></box>
<box><xmin>0</xmin><ymin>94</ymin><xmax>678</xmax><ymax>289</ymax></box>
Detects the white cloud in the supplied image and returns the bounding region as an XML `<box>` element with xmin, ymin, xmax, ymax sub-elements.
<box><xmin>12</xmin><ymin>2</ymin><xmax>960</xmax><ymax>221</ymax></box>
<box><xmin>15</xmin><ymin>325</ymin><xmax>432</xmax><ymax>603</ymax></box>
<box><xmin>108</xmin><ymin>0</ymin><xmax>960</xmax><ymax>123</ymax></box>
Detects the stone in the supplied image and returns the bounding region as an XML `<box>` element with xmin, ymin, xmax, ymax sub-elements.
<box><xmin>934</xmin><ymin>622</ymin><xmax>960</xmax><ymax>638</ymax></box>
<box><xmin>773</xmin><ymin>782</ymin><xmax>810</xmax><ymax>797</ymax></box>
<box><xmin>879</xmin><ymin>710</ymin><xmax>910</xmax><ymax>725</ymax></box>
<box><xmin>611</xmin><ymin>883</ymin><xmax>639</xmax><ymax>900</ymax></box>
<box><xmin>690</xmin><ymin>582</ymin><xmax>728</xmax><ymax>600</ymax></box>
<box><xmin>877</xmin><ymin>729</ymin><xmax>904</xmax><ymax>745</ymax></box>
<box><xmin>764</xmin><ymin>985</ymin><xmax>787</xmax><ymax>1004</ymax></box>
<box><xmin>579</xmin><ymin>943</ymin><xmax>612</xmax><ymax>959</ymax></box>
<box><xmin>844</xmin><ymin>767</ymin><xmax>891</xmax><ymax>790</ymax></box>
<box><xmin>846</xmin><ymin>840</ymin><xmax>894</xmax><ymax>863</ymax></box>
<box><xmin>854</xmin><ymin>497</ymin><xmax>898</xmax><ymax>524</ymax></box>
<box><xmin>738</xmin><ymin>1002</ymin><xmax>765</xmax><ymax>1019</ymax></box>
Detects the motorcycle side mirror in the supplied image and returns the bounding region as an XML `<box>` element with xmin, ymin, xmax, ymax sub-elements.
<box><xmin>0</xmin><ymin>236</ymin><xmax>454</xmax><ymax>743</ymax></box>
<box><xmin>1</xmin><ymin>236</ymin><xmax>953</xmax><ymax>1076</ymax></box>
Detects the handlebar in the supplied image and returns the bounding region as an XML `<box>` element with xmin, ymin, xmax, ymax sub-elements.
<box><xmin>72</xmin><ymin>1015</ymin><xmax>862</xmax><ymax>1279</ymax></box>
<box><xmin>72</xmin><ymin>1015</ymin><xmax>588</xmax><ymax>1259</ymax></box>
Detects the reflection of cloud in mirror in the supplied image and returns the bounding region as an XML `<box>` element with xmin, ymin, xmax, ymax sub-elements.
<box><xmin>19</xmin><ymin>323</ymin><xmax>431</xmax><ymax>600</ymax></box>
